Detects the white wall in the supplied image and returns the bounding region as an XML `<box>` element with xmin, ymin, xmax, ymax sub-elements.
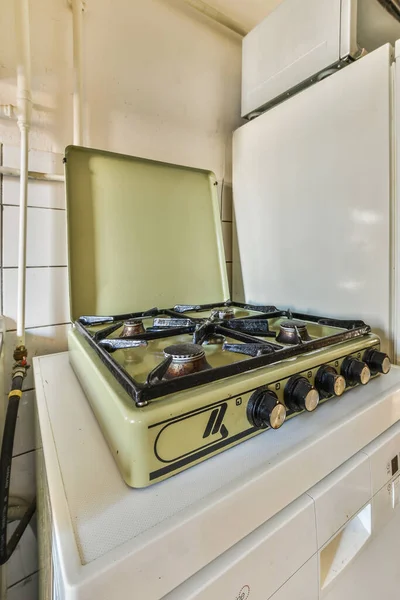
<box><xmin>0</xmin><ymin>0</ymin><xmax>242</xmax><ymax>596</ymax></box>
<box><xmin>208</xmin><ymin>0</ymin><xmax>283</xmax><ymax>31</ymax></box>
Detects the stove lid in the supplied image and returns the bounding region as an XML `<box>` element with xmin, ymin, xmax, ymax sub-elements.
<box><xmin>64</xmin><ymin>146</ymin><xmax>229</xmax><ymax>320</ymax></box>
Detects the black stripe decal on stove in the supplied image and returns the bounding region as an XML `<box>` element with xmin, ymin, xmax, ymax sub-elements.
<box><xmin>211</xmin><ymin>404</ymin><xmax>227</xmax><ymax>435</ymax></box>
<box><xmin>203</xmin><ymin>408</ymin><xmax>219</xmax><ymax>439</ymax></box>
<box><xmin>149</xmin><ymin>426</ymin><xmax>258</xmax><ymax>481</ymax></box>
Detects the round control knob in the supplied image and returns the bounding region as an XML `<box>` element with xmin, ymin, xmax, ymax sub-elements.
<box><xmin>247</xmin><ymin>388</ymin><xmax>286</xmax><ymax>430</ymax></box>
<box><xmin>284</xmin><ymin>376</ymin><xmax>320</xmax><ymax>413</ymax></box>
<box><xmin>341</xmin><ymin>357</ymin><xmax>371</xmax><ymax>386</ymax></box>
<box><xmin>315</xmin><ymin>366</ymin><xmax>346</xmax><ymax>398</ymax></box>
<box><xmin>363</xmin><ymin>349</ymin><xmax>391</xmax><ymax>375</ymax></box>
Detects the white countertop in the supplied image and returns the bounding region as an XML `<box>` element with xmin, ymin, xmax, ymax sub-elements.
<box><xmin>34</xmin><ymin>353</ymin><xmax>400</xmax><ymax>600</ymax></box>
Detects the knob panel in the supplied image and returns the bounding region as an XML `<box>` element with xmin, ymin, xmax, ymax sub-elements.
<box><xmin>315</xmin><ymin>366</ymin><xmax>346</xmax><ymax>398</ymax></box>
<box><xmin>284</xmin><ymin>376</ymin><xmax>319</xmax><ymax>413</ymax></box>
<box><xmin>247</xmin><ymin>388</ymin><xmax>286</xmax><ymax>429</ymax></box>
<box><xmin>341</xmin><ymin>357</ymin><xmax>371</xmax><ymax>386</ymax></box>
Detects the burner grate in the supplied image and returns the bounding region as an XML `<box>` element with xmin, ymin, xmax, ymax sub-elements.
<box><xmin>75</xmin><ymin>302</ymin><xmax>371</xmax><ymax>407</ymax></box>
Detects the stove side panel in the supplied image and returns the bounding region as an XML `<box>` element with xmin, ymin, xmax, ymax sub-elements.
<box><xmin>233</xmin><ymin>44</ymin><xmax>393</xmax><ymax>357</ymax></box>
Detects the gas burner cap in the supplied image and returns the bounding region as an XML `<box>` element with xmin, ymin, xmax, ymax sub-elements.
<box><xmin>120</xmin><ymin>319</ymin><xmax>145</xmax><ymax>337</ymax></box>
<box><xmin>276</xmin><ymin>320</ymin><xmax>311</xmax><ymax>345</ymax></box>
<box><xmin>164</xmin><ymin>343</ymin><xmax>205</xmax><ymax>362</ymax></box>
<box><xmin>280</xmin><ymin>319</ymin><xmax>307</xmax><ymax>329</ymax></box>
<box><xmin>163</xmin><ymin>343</ymin><xmax>211</xmax><ymax>379</ymax></box>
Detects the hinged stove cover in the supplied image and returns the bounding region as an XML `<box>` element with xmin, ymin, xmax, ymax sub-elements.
<box><xmin>65</xmin><ymin>146</ymin><xmax>229</xmax><ymax>320</ymax></box>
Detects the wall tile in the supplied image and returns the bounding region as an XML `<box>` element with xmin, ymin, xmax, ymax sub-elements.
<box><xmin>2</xmin><ymin>178</ymin><xmax>66</xmax><ymax>211</ymax></box>
<box><xmin>221</xmin><ymin>182</ymin><xmax>233</xmax><ymax>222</ymax></box>
<box><xmin>222</xmin><ymin>221</ymin><xmax>232</xmax><ymax>262</ymax></box>
<box><xmin>226</xmin><ymin>261</ymin><xmax>232</xmax><ymax>295</ymax></box>
<box><xmin>4</xmin><ymin>324</ymin><xmax>70</xmax><ymax>391</ymax></box>
<box><xmin>2</xmin><ymin>146</ymin><xmax>65</xmax><ymax>210</ymax></box>
<box><xmin>9</xmin><ymin>451</ymin><xmax>36</xmax><ymax>502</ymax></box>
<box><xmin>3</xmin><ymin>267</ymin><xmax>70</xmax><ymax>330</ymax></box>
<box><xmin>2</xmin><ymin>178</ymin><xmax>65</xmax><ymax>210</ymax></box>
<box><xmin>232</xmin><ymin>215</ymin><xmax>244</xmax><ymax>301</ymax></box>
<box><xmin>3</xmin><ymin>147</ymin><xmax>64</xmax><ymax>174</ymax></box>
<box><xmin>217</xmin><ymin>180</ymin><xmax>223</xmax><ymax>218</ymax></box>
<box><xmin>3</xmin><ymin>206</ymin><xmax>67</xmax><ymax>268</ymax></box>
<box><xmin>7</xmin><ymin>572</ymin><xmax>38</xmax><ymax>600</ymax></box>
<box><xmin>7</xmin><ymin>517</ymin><xmax>38</xmax><ymax>588</ymax></box>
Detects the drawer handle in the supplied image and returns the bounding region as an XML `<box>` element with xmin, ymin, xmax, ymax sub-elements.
<box><xmin>320</xmin><ymin>503</ymin><xmax>372</xmax><ymax>591</ymax></box>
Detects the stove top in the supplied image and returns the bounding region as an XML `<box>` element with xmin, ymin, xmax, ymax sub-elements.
<box><xmin>76</xmin><ymin>302</ymin><xmax>375</xmax><ymax>405</ymax></box>
<box><xmin>69</xmin><ymin>302</ymin><xmax>391</xmax><ymax>487</ymax></box>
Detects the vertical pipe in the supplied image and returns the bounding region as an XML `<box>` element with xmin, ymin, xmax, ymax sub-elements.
<box><xmin>14</xmin><ymin>0</ymin><xmax>32</xmax><ymax>347</ymax></box>
<box><xmin>16</xmin><ymin>129</ymin><xmax>29</xmax><ymax>346</ymax></box>
<box><xmin>72</xmin><ymin>0</ymin><xmax>83</xmax><ymax>145</ymax></box>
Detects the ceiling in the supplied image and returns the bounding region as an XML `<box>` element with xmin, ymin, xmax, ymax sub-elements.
<box><xmin>206</xmin><ymin>0</ymin><xmax>284</xmax><ymax>32</ymax></box>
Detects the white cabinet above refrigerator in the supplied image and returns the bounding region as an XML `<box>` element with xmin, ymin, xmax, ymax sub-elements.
<box><xmin>242</xmin><ymin>0</ymin><xmax>400</xmax><ymax>117</ymax></box>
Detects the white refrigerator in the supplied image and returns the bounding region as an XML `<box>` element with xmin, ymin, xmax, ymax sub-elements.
<box><xmin>232</xmin><ymin>10</ymin><xmax>400</xmax><ymax>596</ymax></box>
<box><xmin>233</xmin><ymin>40</ymin><xmax>400</xmax><ymax>361</ymax></box>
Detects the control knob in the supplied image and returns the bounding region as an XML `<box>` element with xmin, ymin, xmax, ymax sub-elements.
<box><xmin>363</xmin><ymin>349</ymin><xmax>391</xmax><ymax>375</ymax></box>
<box><xmin>315</xmin><ymin>366</ymin><xmax>346</xmax><ymax>397</ymax></box>
<box><xmin>284</xmin><ymin>376</ymin><xmax>319</xmax><ymax>412</ymax></box>
<box><xmin>341</xmin><ymin>357</ymin><xmax>371</xmax><ymax>386</ymax></box>
<box><xmin>247</xmin><ymin>388</ymin><xmax>286</xmax><ymax>430</ymax></box>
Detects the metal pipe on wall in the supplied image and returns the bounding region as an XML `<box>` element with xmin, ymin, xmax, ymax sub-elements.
<box><xmin>14</xmin><ymin>0</ymin><xmax>32</xmax><ymax>347</ymax></box>
<box><xmin>182</xmin><ymin>0</ymin><xmax>247</xmax><ymax>37</ymax></box>
<box><xmin>72</xmin><ymin>0</ymin><xmax>84</xmax><ymax>145</ymax></box>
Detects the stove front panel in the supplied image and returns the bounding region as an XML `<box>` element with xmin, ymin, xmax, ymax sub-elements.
<box><xmin>69</xmin><ymin>328</ymin><xmax>383</xmax><ymax>487</ymax></box>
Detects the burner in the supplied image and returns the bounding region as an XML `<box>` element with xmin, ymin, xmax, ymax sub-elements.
<box><xmin>120</xmin><ymin>319</ymin><xmax>145</xmax><ymax>337</ymax></box>
<box><xmin>276</xmin><ymin>320</ymin><xmax>311</xmax><ymax>345</ymax></box>
<box><xmin>163</xmin><ymin>343</ymin><xmax>211</xmax><ymax>379</ymax></box>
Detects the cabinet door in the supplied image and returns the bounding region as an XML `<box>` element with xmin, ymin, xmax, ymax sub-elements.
<box><xmin>269</xmin><ymin>556</ymin><xmax>318</xmax><ymax>600</ymax></box>
<box><xmin>242</xmin><ymin>0</ymin><xmax>343</xmax><ymax>116</ymax></box>
<box><xmin>322</xmin><ymin>501</ymin><xmax>400</xmax><ymax>599</ymax></box>
<box><xmin>165</xmin><ymin>495</ymin><xmax>317</xmax><ymax>600</ymax></box>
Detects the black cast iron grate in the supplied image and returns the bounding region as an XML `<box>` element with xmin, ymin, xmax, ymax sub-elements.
<box><xmin>75</xmin><ymin>301</ymin><xmax>371</xmax><ymax>406</ymax></box>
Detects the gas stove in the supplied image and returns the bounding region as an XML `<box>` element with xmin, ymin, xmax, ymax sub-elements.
<box><xmin>69</xmin><ymin>301</ymin><xmax>390</xmax><ymax>487</ymax></box>
<box><xmin>64</xmin><ymin>146</ymin><xmax>390</xmax><ymax>488</ymax></box>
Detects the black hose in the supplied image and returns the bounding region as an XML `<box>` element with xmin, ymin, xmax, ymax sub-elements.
<box><xmin>5</xmin><ymin>498</ymin><xmax>36</xmax><ymax>560</ymax></box>
<box><xmin>0</xmin><ymin>371</ymin><xmax>36</xmax><ymax>565</ymax></box>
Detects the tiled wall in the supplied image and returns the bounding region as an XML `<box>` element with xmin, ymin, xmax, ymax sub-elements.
<box><xmin>0</xmin><ymin>145</ymin><xmax>233</xmax><ymax>598</ymax></box>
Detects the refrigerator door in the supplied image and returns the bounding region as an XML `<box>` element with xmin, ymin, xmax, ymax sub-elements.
<box><xmin>233</xmin><ymin>45</ymin><xmax>394</xmax><ymax>356</ymax></box>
